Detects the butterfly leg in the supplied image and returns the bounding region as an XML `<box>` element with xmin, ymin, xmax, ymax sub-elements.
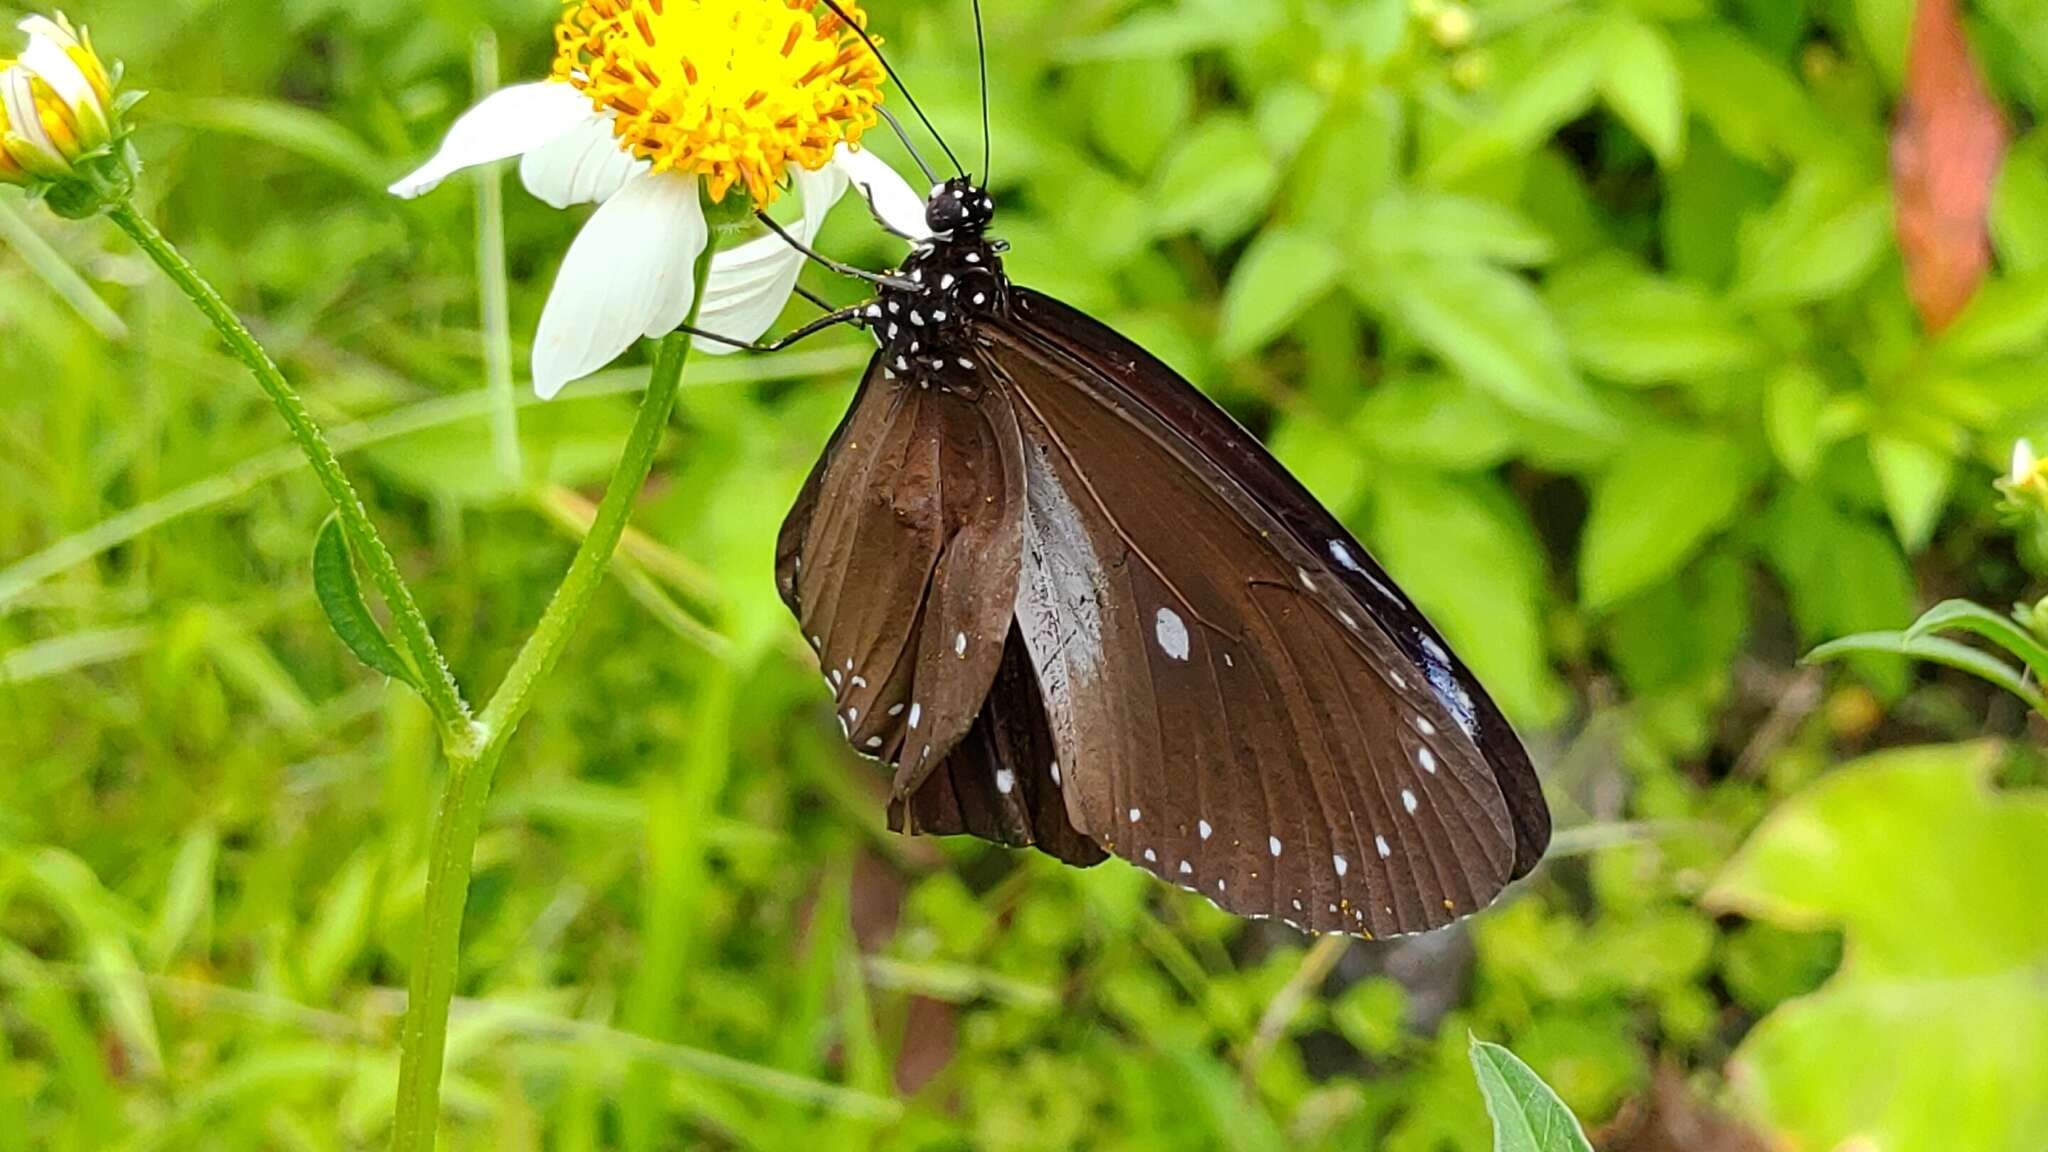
<box><xmin>675</xmin><ymin>304</ymin><xmax>871</xmax><ymax>353</ymax></box>
<box><xmin>755</xmin><ymin>212</ymin><xmax>917</xmax><ymax>290</ymax></box>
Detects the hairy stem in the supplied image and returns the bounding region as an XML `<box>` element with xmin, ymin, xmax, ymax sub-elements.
<box><xmin>108</xmin><ymin>201</ymin><xmax>474</xmax><ymax>745</ymax></box>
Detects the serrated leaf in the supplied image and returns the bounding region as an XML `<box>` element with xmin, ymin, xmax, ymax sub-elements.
<box><xmin>1869</xmin><ymin>435</ymin><xmax>1955</xmax><ymax>552</ymax></box>
<box><xmin>1600</xmin><ymin>16</ymin><xmax>1686</xmax><ymax>166</ymax></box>
<box><xmin>1469</xmin><ymin>1038</ymin><xmax>1597</xmax><ymax>1152</ymax></box>
<box><xmin>311</xmin><ymin>516</ymin><xmax>421</xmax><ymax>690</ymax></box>
<box><xmin>1580</xmin><ymin>430</ymin><xmax>1756</xmax><ymax>610</ymax></box>
<box><xmin>1362</xmin><ymin>256</ymin><xmax>1615</xmax><ymax>436</ymax></box>
<box><xmin>1806</xmin><ymin>632</ymin><xmax>2047</xmax><ymax>713</ymax></box>
<box><xmin>1217</xmin><ymin>228</ymin><xmax>1342</xmax><ymax>356</ymax></box>
<box><xmin>1905</xmin><ymin>599</ymin><xmax>2048</xmax><ymax>681</ymax></box>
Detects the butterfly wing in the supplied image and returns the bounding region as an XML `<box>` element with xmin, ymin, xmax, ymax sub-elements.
<box><xmin>889</xmin><ymin>626</ymin><xmax>1110</xmax><ymax>867</ymax></box>
<box><xmin>777</xmin><ymin>361</ymin><xmax>1027</xmax><ymax>793</ymax></box>
<box><xmin>983</xmin><ymin>288</ymin><xmax>1549</xmax><ymax>937</ymax></box>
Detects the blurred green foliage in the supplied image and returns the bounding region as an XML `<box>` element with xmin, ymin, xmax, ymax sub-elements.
<box><xmin>3</xmin><ymin>0</ymin><xmax>2046</xmax><ymax>1148</ymax></box>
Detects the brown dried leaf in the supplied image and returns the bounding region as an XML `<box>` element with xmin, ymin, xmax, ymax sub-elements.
<box><xmin>1892</xmin><ymin>0</ymin><xmax>2010</xmax><ymax>331</ymax></box>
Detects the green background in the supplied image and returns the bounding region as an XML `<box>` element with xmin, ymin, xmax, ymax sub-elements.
<box><xmin>4</xmin><ymin>0</ymin><xmax>2047</xmax><ymax>1148</ymax></box>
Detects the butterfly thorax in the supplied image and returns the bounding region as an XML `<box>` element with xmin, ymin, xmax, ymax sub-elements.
<box><xmin>867</xmin><ymin>179</ymin><xmax>1008</xmax><ymax>396</ymax></box>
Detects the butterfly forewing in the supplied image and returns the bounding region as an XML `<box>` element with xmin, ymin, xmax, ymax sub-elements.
<box><xmin>984</xmin><ymin>288</ymin><xmax>1541</xmax><ymax>936</ymax></box>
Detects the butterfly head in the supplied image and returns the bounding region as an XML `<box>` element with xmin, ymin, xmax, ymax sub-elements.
<box><xmin>925</xmin><ymin>177</ymin><xmax>996</xmax><ymax>236</ymax></box>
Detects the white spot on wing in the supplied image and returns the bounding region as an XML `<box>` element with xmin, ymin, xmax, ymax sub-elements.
<box><xmin>1198</xmin><ymin>820</ymin><xmax>1213</xmax><ymax>841</ymax></box>
<box><xmin>1376</xmin><ymin>835</ymin><xmax>1392</xmax><ymax>859</ymax></box>
<box><xmin>1269</xmin><ymin>836</ymin><xmax>1283</xmax><ymax>857</ymax></box>
<box><xmin>1419</xmin><ymin>748</ymin><xmax>1437</xmax><ymax>775</ymax></box>
<box><xmin>1402</xmin><ymin>789</ymin><xmax>1418</xmax><ymax>814</ymax></box>
<box><xmin>1050</xmin><ymin>760</ymin><xmax>1061</xmax><ymax>785</ymax></box>
<box><xmin>1154</xmin><ymin>608</ymin><xmax>1190</xmax><ymax>661</ymax></box>
<box><xmin>909</xmin><ymin>703</ymin><xmax>922</xmax><ymax>729</ymax></box>
<box><xmin>1178</xmin><ymin>860</ymin><xmax>1192</xmax><ymax>875</ymax></box>
<box><xmin>1333</xmin><ymin>854</ymin><xmax>1348</xmax><ymax>877</ymax></box>
<box><xmin>1129</xmin><ymin>808</ymin><xmax>1142</xmax><ymax>823</ymax></box>
<box><xmin>954</xmin><ymin>631</ymin><xmax>968</xmax><ymax>657</ymax></box>
<box><xmin>1144</xmin><ymin>848</ymin><xmax>1157</xmax><ymax>863</ymax></box>
<box><xmin>1330</xmin><ymin>540</ymin><xmax>1363</xmax><ymax>573</ymax></box>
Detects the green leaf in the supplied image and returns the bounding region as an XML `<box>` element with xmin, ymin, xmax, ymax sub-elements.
<box><xmin>1363</xmin><ymin>256</ymin><xmax>1615</xmax><ymax>435</ymax></box>
<box><xmin>1934</xmin><ymin>266</ymin><xmax>2048</xmax><ymax>363</ymax></box>
<box><xmin>1599</xmin><ymin>16</ymin><xmax>1686</xmax><ymax>166</ymax></box>
<box><xmin>1148</xmin><ymin>116</ymin><xmax>1279</xmax><ymax>242</ymax></box>
<box><xmin>1765</xmin><ymin>365</ymin><xmax>1831</xmax><ymax>478</ymax></box>
<box><xmin>1905</xmin><ymin>599</ymin><xmax>2048</xmax><ymax>681</ymax></box>
<box><xmin>1869</xmin><ymin>436</ymin><xmax>1955</xmax><ymax>553</ymax></box>
<box><xmin>1426</xmin><ymin>23</ymin><xmax>1608</xmax><ymax>183</ymax></box>
<box><xmin>1734</xmin><ymin>161</ymin><xmax>1894</xmax><ymax>306</ymax></box>
<box><xmin>1354</xmin><ymin>375</ymin><xmax>1521</xmax><ymax>471</ymax></box>
<box><xmin>1761</xmin><ymin>489</ymin><xmax>1917</xmax><ymax>696</ymax></box>
<box><xmin>1545</xmin><ymin>258</ymin><xmax>1763</xmax><ymax>384</ymax></box>
<box><xmin>1854</xmin><ymin>0</ymin><xmax>1912</xmax><ymax>90</ymax></box>
<box><xmin>311</xmin><ymin>516</ymin><xmax>421</xmax><ymax>690</ymax></box>
<box><xmin>1580</xmin><ymin>430</ymin><xmax>1756</xmax><ymax>610</ymax></box>
<box><xmin>1709</xmin><ymin>745</ymin><xmax>2048</xmax><ymax>1152</ymax></box>
<box><xmin>1217</xmin><ymin>229</ymin><xmax>1343</xmax><ymax>356</ymax></box>
<box><xmin>1806</xmin><ymin>633</ymin><xmax>2048</xmax><ymax>713</ymax></box>
<box><xmin>1371</xmin><ymin>472</ymin><xmax>1567</xmax><ymax>727</ymax></box>
<box><xmin>1361</xmin><ymin>193</ymin><xmax>1556</xmax><ymax>267</ymax></box>
<box><xmin>1468</xmin><ymin>1038</ymin><xmax>1597</xmax><ymax>1152</ymax></box>
<box><xmin>1670</xmin><ymin>25</ymin><xmax>1832</xmax><ymax>166</ymax></box>
<box><xmin>1990</xmin><ymin>146</ymin><xmax>2048</xmax><ymax>273</ymax></box>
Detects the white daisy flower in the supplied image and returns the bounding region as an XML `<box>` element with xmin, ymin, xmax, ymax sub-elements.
<box><xmin>389</xmin><ymin>0</ymin><xmax>931</xmax><ymax>398</ymax></box>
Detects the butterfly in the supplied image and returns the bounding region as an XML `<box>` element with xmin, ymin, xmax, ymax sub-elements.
<box><xmin>738</xmin><ymin>7</ymin><xmax>1548</xmax><ymax>939</ymax></box>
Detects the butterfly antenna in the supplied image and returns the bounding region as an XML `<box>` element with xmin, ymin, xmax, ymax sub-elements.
<box><xmin>816</xmin><ymin>0</ymin><xmax>965</xmax><ymax>178</ymax></box>
<box><xmin>877</xmin><ymin>107</ymin><xmax>940</xmax><ymax>186</ymax></box>
<box><xmin>972</xmin><ymin>0</ymin><xmax>991</xmax><ymax>183</ymax></box>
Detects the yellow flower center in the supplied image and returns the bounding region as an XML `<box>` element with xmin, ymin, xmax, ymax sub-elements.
<box><xmin>552</xmin><ymin>0</ymin><xmax>886</xmax><ymax>206</ymax></box>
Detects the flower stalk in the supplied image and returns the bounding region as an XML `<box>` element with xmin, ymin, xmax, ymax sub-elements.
<box><xmin>386</xmin><ymin>226</ymin><xmax>723</xmax><ymax>1152</ymax></box>
<box><xmin>105</xmin><ymin>201</ymin><xmax>477</xmax><ymax>746</ymax></box>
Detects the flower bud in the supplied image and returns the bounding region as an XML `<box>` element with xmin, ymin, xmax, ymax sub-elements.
<box><xmin>1</xmin><ymin>12</ymin><xmax>135</xmax><ymax>215</ymax></box>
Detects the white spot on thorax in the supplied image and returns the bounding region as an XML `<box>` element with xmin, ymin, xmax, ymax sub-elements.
<box><xmin>1154</xmin><ymin>607</ymin><xmax>1190</xmax><ymax>661</ymax></box>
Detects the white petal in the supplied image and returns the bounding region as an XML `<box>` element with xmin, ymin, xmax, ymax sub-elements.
<box><xmin>2014</xmin><ymin>439</ymin><xmax>2038</xmax><ymax>484</ymax></box>
<box><xmin>833</xmin><ymin>144</ymin><xmax>932</xmax><ymax>240</ymax></box>
<box><xmin>389</xmin><ymin>82</ymin><xmax>596</xmax><ymax>200</ymax></box>
<box><xmin>519</xmin><ymin>115</ymin><xmax>648</xmax><ymax>209</ymax></box>
<box><xmin>19</xmin><ymin>27</ymin><xmax>106</xmax><ymax>143</ymax></box>
<box><xmin>697</xmin><ymin>163</ymin><xmax>852</xmax><ymax>354</ymax></box>
<box><xmin>532</xmin><ymin>173</ymin><xmax>708</xmax><ymax>399</ymax></box>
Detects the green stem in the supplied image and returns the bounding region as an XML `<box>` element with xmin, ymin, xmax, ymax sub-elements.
<box><xmin>108</xmin><ymin>201</ymin><xmax>475</xmax><ymax>744</ymax></box>
<box><xmin>386</xmin><ymin>238</ymin><xmax>718</xmax><ymax>1152</ymax></box>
